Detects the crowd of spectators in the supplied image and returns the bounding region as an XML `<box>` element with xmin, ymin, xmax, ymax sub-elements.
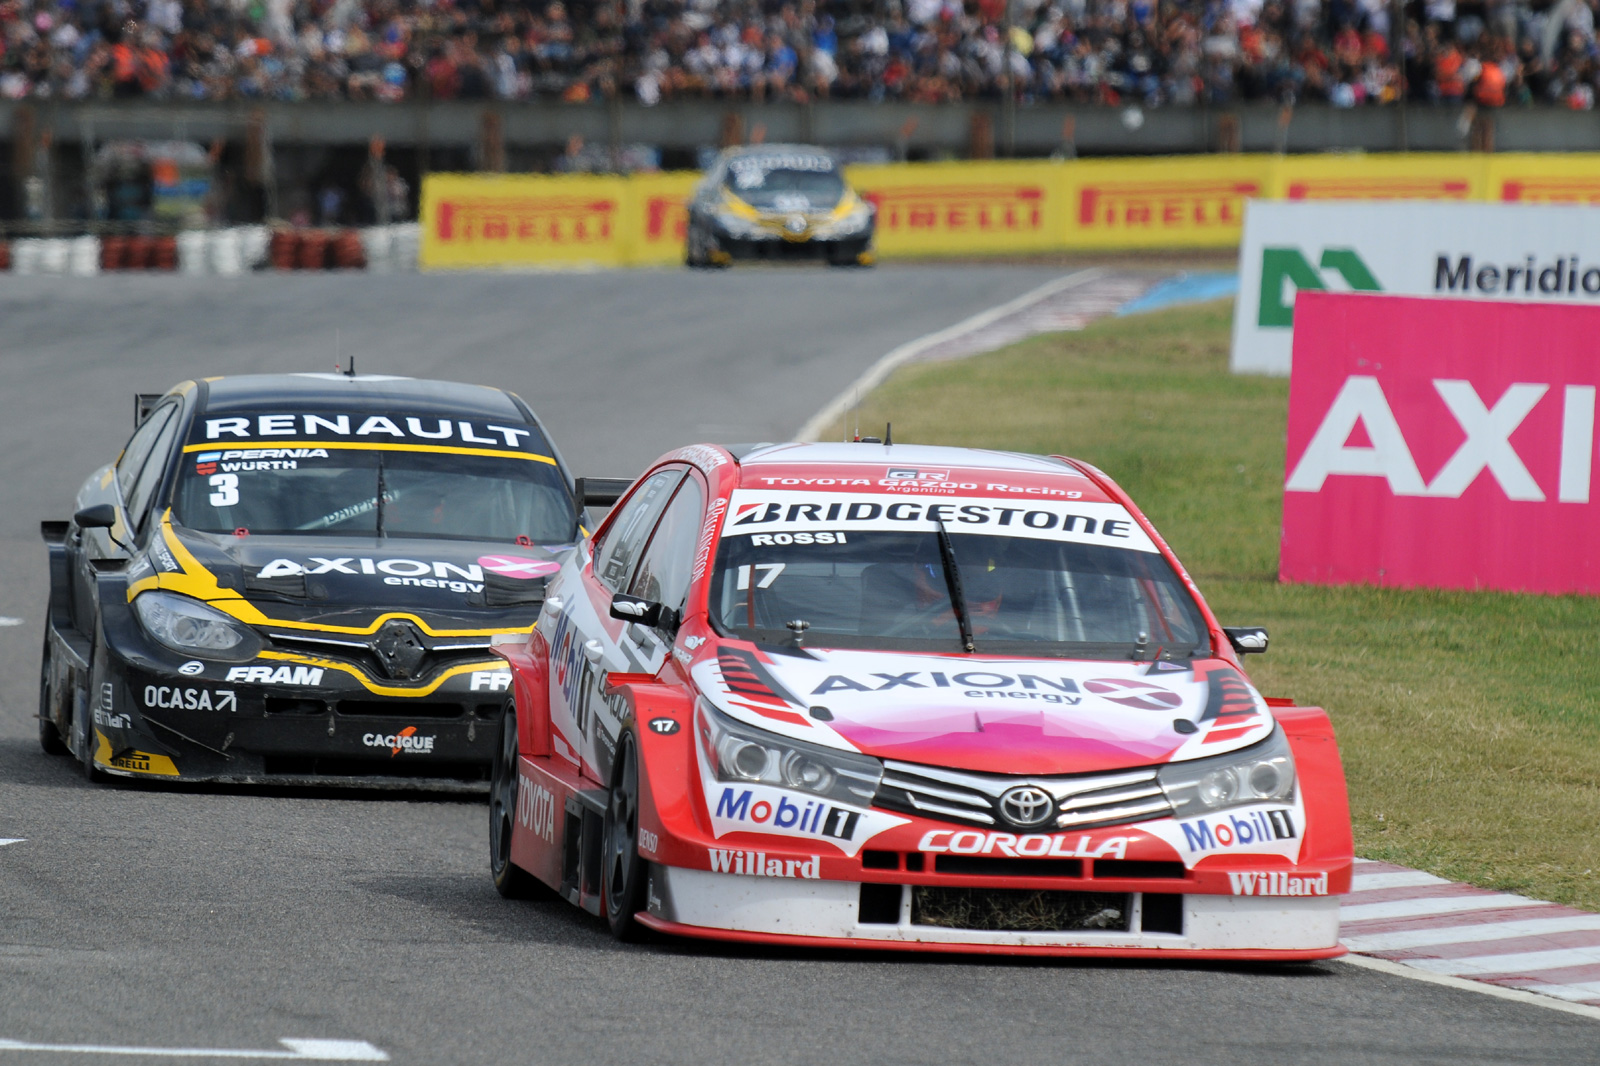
<box><xmin>3</xmin><ymin>0</ymin><xmax>1600</xmax><ymax>110</ymax></box>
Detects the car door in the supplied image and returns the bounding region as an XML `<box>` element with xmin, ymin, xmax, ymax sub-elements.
<box><xmin>546</xmin><ymin>466</ymin><xmax>686</xmax><ymax>780</ymax></box>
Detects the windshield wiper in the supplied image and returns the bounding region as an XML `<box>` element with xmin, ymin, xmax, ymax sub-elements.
<box><xmin>375</xmin><ymin>452</ymin><xmax>388</xmax><ymax>540</ymax></box>
<box><xmin>933</xmin><ymin>518</ymin><xmax>975</xmax><ymax>653</ymax></box>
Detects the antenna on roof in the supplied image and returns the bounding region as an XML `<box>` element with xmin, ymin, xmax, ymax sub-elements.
<box><xmin>884</xmin><ymin>422</ymin><xmax>893</xmax><ymax>446</ymax></box>
<box><xmin>851</xmin><ymin>389</ymin><xmax>860</xmax><ymax>443</ymax></box>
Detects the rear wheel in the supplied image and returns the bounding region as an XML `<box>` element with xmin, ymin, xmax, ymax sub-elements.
<box><xmin>490</xmin><ymin>698</ymin><xmax>543</xmax><ymax>899</ymax></box>
<box><xmin>38</xmin><ymin>635</ymin><xmax>68</xmax><ymax>756</ymax></box>
<box><xmin>601</xmin><ymin>730</ymin><xmax>650</xmax><ymax>941</ymax></box>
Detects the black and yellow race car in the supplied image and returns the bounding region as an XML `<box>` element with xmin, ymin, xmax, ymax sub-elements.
<box><xmin>685</xmin><ymin>145</ymin><xmax>876</xmax><ymax>268</ymax></box>
<box><xmin>39</xmin><ymin>373</ymin><xmax>623</xmax><ymax>789</ymax></box>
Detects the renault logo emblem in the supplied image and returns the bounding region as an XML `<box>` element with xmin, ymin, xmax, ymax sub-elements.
<box><xmin>998</xmin><ymin>786</ymin><xmax>1055</xmax><ymax>829</ymax></box>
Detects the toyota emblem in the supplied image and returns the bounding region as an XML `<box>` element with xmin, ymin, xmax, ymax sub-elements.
<box><xmin>998</xmin><ymin>785</ymin><xmax>1056</xmax><ymax>828</ymax></box>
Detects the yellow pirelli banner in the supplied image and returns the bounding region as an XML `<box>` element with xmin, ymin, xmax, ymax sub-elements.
<box><xmin>420</xmin><ymin>153</ymin><xmax>1600</xmax><ymax>268</ymax></box>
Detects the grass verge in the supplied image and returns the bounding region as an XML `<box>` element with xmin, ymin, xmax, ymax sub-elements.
<box><xmin>832</xmin><ymin>299</ymin><xmax>1600</xmax><ymax>911</ymax></box>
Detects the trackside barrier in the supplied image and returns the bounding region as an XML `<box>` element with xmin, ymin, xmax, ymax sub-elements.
<box><xmin>0</xmin><ymin>224</ymin><xmax>419</xmax><ymax>276</ymax></box>
<box><xmin>418</xmin><ymin>152</ymin><xmax>1600</xmax><ymax>269</ymax></box>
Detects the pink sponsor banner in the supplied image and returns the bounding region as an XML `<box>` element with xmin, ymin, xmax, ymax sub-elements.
<box><xmin>1282</xmin><ymin>292</ymin><xmax>1600</xmax><ymax>594</ymax></box>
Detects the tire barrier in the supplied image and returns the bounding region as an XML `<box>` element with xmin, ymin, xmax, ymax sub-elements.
<box><xmin>0</xmin><ymin>223</ymin><xmax>420</xmax><ymax>276</ymax></box>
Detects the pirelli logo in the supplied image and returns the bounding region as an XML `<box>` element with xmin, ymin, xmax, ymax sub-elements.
<box><xmin>864</xmin><ymin>185</ymin><xmax>1045</xmax><ymax>234</ymax></box>
<box><xmin>644</xmin><ymin>196</ymin><xmax>689</xmax><ymax>243</ymax></box>
<box><xmin>433</xmin><ymin>197</ymin><xmax>617</xmax><ymax>244</ymax></box>
<box><xmin>1286</xmin><ymin>179</ymin><xmax>1471</xmax><ymax>200</ymax></box>
<box><xmin>1076</xmin><ymin>181</ymin><xmax>1258</xmax><ymax>229</ymax></box>
<box><xmin>1499</xmin><ymin>179</ymin><xmax>1600</xmax><ymax>203</ymax></box>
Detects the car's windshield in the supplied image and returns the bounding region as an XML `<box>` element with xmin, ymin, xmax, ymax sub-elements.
<box><xmin>173</xmin><ymin>442</ymin><xmax>577</xmax><ymax>544</ymax></box>
<box><xmin>709</xmin><ymin>508</ymin><xmax>1210</xmax><ymax>660</ymax></box>
<box><xmin>724</xmin><ymin>155</ymin><xmax>844</xmax><ymax>211</ymax></box>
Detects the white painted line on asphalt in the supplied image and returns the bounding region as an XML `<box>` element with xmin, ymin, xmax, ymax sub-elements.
<box><xmin>1343</xmin><ymin>914</ymin><xmax>1600</xmax><ymax>953</ymax></box>
<box><xmin>1335</xmin><ymin>953</ymin><xmax>1600</xmax><ymax>1022</ymax></box>
<box><xmin>1409</xmin><ymin>946</ymin><xmax>1600</xmax><ymax>978</ymax></box>
<box><xmin>0</xmin><ymin>617</ymin><xmax>22</xmax><ymax>627</ymax></box>
<box><xmin>0</xmin><ymin>840</ymin><xmax>23</xmax><ymax>847</ymax></box>
<box><xmin>0</xmin><ymin>1038</ymin><xmax>387</xmax><ymax>1060</ymax></box>
<box><xmin>794</xmin><ymin>268</ymin><xmax>1106</xmax><ymax>441</ymax></box>
<box><xmin>1341</xmin><ymin>893</ymin><xmax>1548</xmax><ymax>922</ymax></box>
<box><xmin>1350</xmin><ymin>870</ymin><xmax>1452</xmax><ymax>892</ymax></box>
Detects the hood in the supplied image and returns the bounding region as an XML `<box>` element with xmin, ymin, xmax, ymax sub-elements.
<box><xmin>139</xmin><ymin>522</ymin><xmax>566</xmax><ymax>629</ymax></box>
<box><xmin>691</xmin><ymin>645</ymin><xmax>1273</xmax><ymax>776</ymax></box>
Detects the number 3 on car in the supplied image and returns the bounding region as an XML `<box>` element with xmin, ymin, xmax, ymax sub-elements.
<box><xmin>489</xmin><ymin>442</ymin><xmax>1354</xmax><ymax>957</ymax></box>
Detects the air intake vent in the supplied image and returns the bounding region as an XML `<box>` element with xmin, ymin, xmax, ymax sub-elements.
<box><xmin>911</xmin><ymin>888</ymin><xmax>1129</xmax><ymax>932</ymax></box>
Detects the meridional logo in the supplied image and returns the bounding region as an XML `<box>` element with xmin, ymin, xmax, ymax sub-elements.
<box><xmin>998</xmin><ymin>785</ymin><xmax>1056</xmax><ymax>829</ymax></box>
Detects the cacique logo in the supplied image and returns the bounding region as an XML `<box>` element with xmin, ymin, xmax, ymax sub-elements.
<box><xmin>1258</xmin><ymin>247</ymin><xmax>1381</xmax><ymax>328</ymax></box>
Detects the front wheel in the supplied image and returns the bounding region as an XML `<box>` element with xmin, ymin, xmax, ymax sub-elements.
<box><xmin>601</xmin><ymin>730</ymin><xmax>650</xmax><ymax>941</ymax></box>
<box><xmin>490</xmin><ymin>698</ymin><xmax>544</xmax><ymax>899</ymax></box>
<box><xmin>38</xmin><ymin>634</ymin><xmax>68</xmax><ymax>756</ymax></box>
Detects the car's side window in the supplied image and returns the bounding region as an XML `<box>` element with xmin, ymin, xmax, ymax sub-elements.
<box><xmin>124</xmin><ymin>407</ymin><xmax>183</xmax><ymax>536</ymax></box>
<box><xmin>115</xmin><ymin>404</ymin><xmax>176</xmax><ymax>502</ymax></box>
<box><xmin>627</xmin><ymin>476</ymin><xmax>706</xmax><ymax>613</ymax></box>
<box><xmin>593</xmin><ymin>467</ymin><xmax>685</xmax><ymax>593</ymax></box>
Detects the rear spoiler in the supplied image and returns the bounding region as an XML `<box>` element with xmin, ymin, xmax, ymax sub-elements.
<box><xmin>575</xmin><ymin>477</ymin><xmax>632</xmax><ymax>508</ymax></box>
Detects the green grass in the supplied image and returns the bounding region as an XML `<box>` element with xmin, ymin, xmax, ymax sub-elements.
<box><xmin>833</xmin><ymin>299</ymin><xmax>1600</xmax><ymax>910</ymax></box>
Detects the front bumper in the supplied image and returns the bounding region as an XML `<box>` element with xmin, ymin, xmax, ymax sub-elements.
<box><xmin>640</xmin><ymin>866</ymin><xmax>1344</xmax><ymax>958</ymax></box>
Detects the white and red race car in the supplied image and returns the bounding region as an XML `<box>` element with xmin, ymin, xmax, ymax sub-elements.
<box><xmin>488</xmin><ymin>442</ymin><xmax>1353</xmax><ymax>958</ymax></box>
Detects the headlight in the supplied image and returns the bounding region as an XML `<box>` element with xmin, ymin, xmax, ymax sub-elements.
<box><xmin>1157</xmin><ymin>725</ymin><xmax>1296</xmax><ymax>820</ymax></box>
<box><xmin>822</xmin><ymin>204</ymin><xmax>873</xmax><ymax>236</ymax></box>
<box><xmin>696</xmin><ymin>698</ymin><xmax>881</xmax><ymax>807</ymax></box>
<box><xmin>133</xmin><ymin>591</ymin><xmax>261</xmax><ymax>662</ymax></box>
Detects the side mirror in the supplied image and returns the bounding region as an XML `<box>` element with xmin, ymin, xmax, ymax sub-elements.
<box><xmin>576</xmin><ymin>477</ymin><xmax>632</xmax><ymax>508</ymax></box>
<box><xmin>610</xmin><ymin>593</ymin><xmax>678</xmax><ymax>633</ymax></box>
<box><xmin>1223</xmin><ymin>627</ymin><xmax>1269</xmax><ymax>655</ymax></box>
<box><xmin>74</xmin><ymin>504</ymin><xmax>118</xmax><ymax>529</ymax></box>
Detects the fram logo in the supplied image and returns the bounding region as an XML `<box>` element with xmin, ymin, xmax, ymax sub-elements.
<box><xmin>1287</xmin><ymin>376</ymin><xmax>1597</xmax><ymax>503</ymax></box>
<box><xmin>1258</xmin><ymin>247</ymin><xmax>1381</xmax><ymax>328</ymax></box>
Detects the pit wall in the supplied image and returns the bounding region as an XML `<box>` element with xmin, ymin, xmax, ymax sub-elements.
<box><xmin>418</xmin><ymin>153</ymin><xmax>1600</xmax><ymax>270</ymax></box>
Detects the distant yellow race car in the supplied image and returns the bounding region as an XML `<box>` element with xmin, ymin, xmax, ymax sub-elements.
<box><xmin>685</xmin><ymin>145</ymin><xmax>876</xmax><ymax>268</ymax></box>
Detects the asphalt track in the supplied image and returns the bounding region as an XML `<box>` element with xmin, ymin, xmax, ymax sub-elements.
<box><xmin>0</xmin><ymin>266</ymin><xmax>1596</xmax><ymax>1066</ymax></box>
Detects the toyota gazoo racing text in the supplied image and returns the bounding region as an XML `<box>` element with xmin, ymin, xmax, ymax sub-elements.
<box><xmin>685</xmin><ymin>146</ymin><xmax>876</xmax><ymax>268</ymax></box>
<box><xmin>39</xmin><ymin>373</ymin><xmax>606</xmax><ymax>788</ymax></box>
<box><xmin>488</xmin><ymin>442</ymin><xmax>1353</xmax><ymax>958</ymax></box>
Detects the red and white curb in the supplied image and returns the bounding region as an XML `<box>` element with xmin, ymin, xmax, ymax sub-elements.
<box><xmin>1341</xmin><ymin>857</ymin><xmax>1600</xmax><ymax>1017</ymax></box>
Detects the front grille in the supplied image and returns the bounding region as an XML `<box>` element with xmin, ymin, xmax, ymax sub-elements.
<box><xmin>933</xmin><ymin>855</ymin><xmax>1083</xmax><ymax>878</ymax></box>
<box><xmin>266</xmin><ymin>632</ymin><xmax>496</xmax><ymax>686</ymax></box>
<box><xmin>876</xmin><ymin>760</ymin><xmax>1175</xmax><ymax>832</ymax></box>
<box><xmin>262</xmin><ymin>756</ymin><xmax>488</xmax><ymax>781</ymax></box>
<box><xmin>910</xmin><ymin>888</ymin><xmax>1130</xmax><ymax>932</ymax></box>
<box><xmin>336</xmin><ymin>700</ymin><xmax>466</xmax><ymax>719</ymax></box>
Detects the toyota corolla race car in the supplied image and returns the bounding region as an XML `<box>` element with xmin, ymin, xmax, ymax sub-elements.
<box><xmin>488</xmin><ymin>442</ymin><xmax>1353</xmax><ymax>958</ymax></box>
<box><xmin>40</xmin><ymin>373</ymin><xmax>624</xmax><ymax>788</ymax></box>
<box><xmin>685</xmin><ymin>146</ymin><xmax>875</xmax><ymax>268</ymax></box>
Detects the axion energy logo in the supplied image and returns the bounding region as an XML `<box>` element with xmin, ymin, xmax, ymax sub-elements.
<box><xmin>1282</xmin><ymin>292</ymin><xmax>1600</xmax><ymax>594</ymax></box>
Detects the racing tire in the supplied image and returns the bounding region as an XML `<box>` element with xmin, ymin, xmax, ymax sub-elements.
<box><xmin>38</xmin><ymin>635</ymin><xmax>68</xmax><ymax>756</ymax></box>
<box><xmin>601</xmin><ymin>729</ymin><xmax>651</xmax><ymax>942</ymax></box>
<box><xmin>490</xmin><ymin>698</ymin><xmax>544</xmax><ymax>900</ymax></box>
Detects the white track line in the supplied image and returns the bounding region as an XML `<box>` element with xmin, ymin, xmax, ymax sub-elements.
<box><xmin>794</xmin><ymin>268</ymin><xmax>1106</xmax><ymax>442</ymax></box>
<box><xmin>1408</xmin><ymin>946</ymin><xmax>1600</xmax><ymax>977</ymax></box>
<box><xmin>1341</xmin><ymin>893</ymin><xmax>1547</xmax><ymax>922</ymax></box>
<box><xmin>1335</xmin><ymin>954</ymin><xmax>1600</xmax><ymax>1022</ymax></box>
<box><xmin>1350</xmin><ymin>871</ymin><xmax>1452</xmax><ymax>892</ymax></box>
<box><xmin>1343</xmin><ymin>914</ymin><xmax>1600</xmax><ymax>953</ymax></box>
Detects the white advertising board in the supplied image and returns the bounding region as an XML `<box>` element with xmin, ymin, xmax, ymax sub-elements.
<box><xmin>1231</xmin><ymin>200</ymin><xmax>1600</xmax><ymax>375</ymax></box>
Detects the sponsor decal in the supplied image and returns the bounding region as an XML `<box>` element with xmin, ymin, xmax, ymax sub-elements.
<box><xmin>690</xmin><ymin>497</ymin><xmax>729</xmax><ymax>580</ymax></box>
<box><xmin>94</xmin><ymin>706</ymin><xmax>131</xmax><ymax>730</ymax></box>
<box><xmin>647</xmin><ymin>717</ymin><xmax>680</xmax><ymax>735</ymax></box>
<box><xmin>1227</xmin><ymin>870</ymin><xmax>1329</xmax><ymax>897</ymax></box>
<box><xmin>226</xmin><ymin>665</ymin><xmax>325</xmax><ymax>685</ymax></box>
<box><xmin>143</xmin><ymin>686</ymin><xmax>237</xmax><ymax>712</ymax></box>
<box><xmin>715</xmin><ymin>787</ymin><xmax>863</xmax><ymax>841</ymax></box>
<box><xmin>364</xmin><ymin>727</ymin><xmax>436</xmax><ymax>756</ymax></box>
<box><xmin>1083</xmin><ymin>678</ymin><xmax>1183</xmax><ymax>711</ymax></box>
<box><xmin>865</xmin><ymin>184</ymin><xmax>1045</xmax><ymax>237</ymax></box>
<box><xmin>918</xmin><ymin>830</ymin><xmax>1130</xmax><ymax>860</ymax></box>
<box><xmin>887</xmin><ymin>467</ymin><xmax>950</xmax><ymax>481</ymax></box>
<box><xmin>1257</xmin><ymin>246</ymin><xmax>1382</xmax><ymax>328</ymax></box>
<box><xmin>747</xmin><ymin>532</ymin><xmax>848</xmax><ymax>546</ymax></box>
<box><xmin>1435</xmin><ymin>254</ymin><xmax>1600</xmax><ymax>298</ymax></box>
<box><xmin>708</xmin><ymin>849</ymin><xmax>821</xmax><ymax>879</ymax></box>
<box><xmin>682</xmin><ymin>636</ymin><xmax>707</xmax><ymax>650</ymax></box>
<box><xmin>639</xmin><ymin>828</ymin><xmax>659</xmax><ymax>854</ymax></box>
<box><xmin>256</xmin><ymin>556</ymin><xmax>491</xmax><ymax>595</ymax></box>
<box><xmin>516</xmin><ymin>772</ymin><xmax>556</xmax><ymax>841</ymax></box>
<box><xmin>196</xmin><ymin>448</ymin><xmax>331</xmax><ymax>473</ymax></box>
<box><xmin>469</xmin><ymin>670</ymin><xmax>512</xmax><ymax>692</ymax></box>
<box><xmin>1078</xmin><ymin>180</ymin><xmax>1258</xmax><ymax>232</ymax></box>
<box><xmin>672</xmin><ymin>444</ymin><xmax>727</xmax><ymax>471</ymax></box>
<box><xmin>202</xmin><ymin>414</ymin><xmax>537</xmax><ymax>449</ymax></box>
<box><xmin>809</xmin><ymin>670</ymin><xmax>1082</xmax><ymax>705</ymax></box>
<box><xmin>178</xmin><ymin>660</ymin><xmax>205</xmax><ymax>676</ymax></box>
<box><xmin>1178</xmin><ymin>809</ymin><xmax>1297</xmax><ymax>853</ymax></box>
<box><xmin>477</xmin><ymin>554</ymin><xmax>559</xmax><ymax>580</ymax></box>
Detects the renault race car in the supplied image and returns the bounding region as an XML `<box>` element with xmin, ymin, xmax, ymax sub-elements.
<box><xmin>685</xmin><ymin>146</ymin><xmax>875</xmax><ymax>268</ymax></box>
<box><xmin>488</xmin><ymin>442</ymin><xmax>1354</xmax><ymax>957</ymax></box>
<box><xmin>39</xmin><ymin>373</ymin><xmax>624</xmax><ymax>789</ymax></box>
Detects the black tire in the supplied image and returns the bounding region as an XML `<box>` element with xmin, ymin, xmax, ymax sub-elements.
<box><xmin>38</xmin><ymin>635</ymin><xmax>68</xmax><ymax>756</ymax></box>
<box><xmin>489</xmin><ymin>699</ymin><xmax>544</xmax><ymax>899</ymax></box>
<box><xmin>601</xmin><ymin>729</ymin><xmax>650</xmax><ymax>941</ymax></box>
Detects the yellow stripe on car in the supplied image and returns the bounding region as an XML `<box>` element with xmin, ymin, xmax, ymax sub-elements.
<box><xmin>255</xmin><ymin>651</ymin><xmax>504</xmax><ymax>698</ymax></box>
<box><xmin>95</xmin><ymin>730</ymin><xmax>180</xmax><ymax>776</ymax></box>
<box><xmin>180</xmin><ymin>441</ymin><xmax>557</xmax><ymax>464</ymax></box>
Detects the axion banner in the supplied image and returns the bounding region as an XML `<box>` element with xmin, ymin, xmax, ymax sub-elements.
<box><xmin>1281</xmin><ymin>292</ymin><xmax>1600</xmax><ymax>595</ymax></box>
<box><xmin>1232</xmin><ymin>199</ymin><xmax>1600</xmax><ymax>375</ymax></box>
